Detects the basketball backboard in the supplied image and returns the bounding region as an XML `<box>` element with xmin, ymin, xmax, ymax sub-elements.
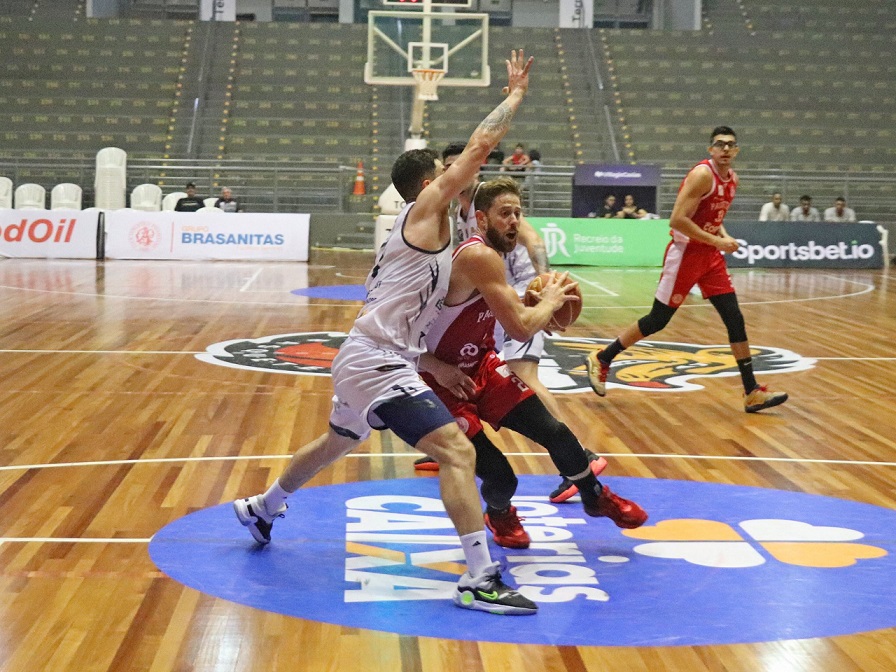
<box><xmin>364</xmin><ymin>10</ymin><xmax>490</xmax><ymax>88</ymax></box>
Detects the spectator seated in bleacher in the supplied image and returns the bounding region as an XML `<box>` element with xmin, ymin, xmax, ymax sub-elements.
<box><xmin>790</xmin><ymin>195</ymin><xmax>820</xmax><ymax>222</ymax></box>
<box><xmin>214</xmin><ymin>187</ymin><xmax>240</xmax><ymax>213</ymax></box>
<box><xmin>594</xmin><ymin>194</ymin><xmax>619</xmax><ymax>218</ymax></box>
<box><xmin>759</xmin><ymin>192</ymin><xmax>789</xmax><ymax>221</ymax></box>
<box><xmin>823</xmin><ymin>197</ymin><xmax>856</xmax><ymax>223</ymax></box>
<box><xmin>174</xmin><ymin>182</ymin><xmax>205</xmax><ymax>212</ymax></box>
<box><xmin>501</xmin><ymin>143</ymin><xmax>531</xmax><ymax>173</ymax></box>
<box><xmin>616</xmin><ymin>193</ymin><xmax>647</xmax><ymax>219</ymax></box>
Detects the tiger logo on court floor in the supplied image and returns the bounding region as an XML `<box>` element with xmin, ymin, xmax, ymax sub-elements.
<box><xmin>197</xmin><ymin>332</ymin><xmax>814</xmax><ymax>392</ymax></box>
<box><xmin>540</xmin><ymin>337</ymin><xmax>815</xmax><ymax>393</ymax></box>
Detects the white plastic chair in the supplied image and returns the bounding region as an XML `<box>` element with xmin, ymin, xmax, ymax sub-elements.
<box><xmin>0</xmin><ymin>177</ymin><xmax>12</xmax><ymax>209</ymax></box>
<box><xmin>196</xmin><ymin>206</ymin><xmax>221</xmax><ymax>213</ymax></box>
<box><xmin>95</xmin><ymin>147</ymin><xmax>127</xmax><ymax>210</ymax></box>
<box><xmin>131</xmin><ymin>184</ymin><xmax>163</xmax><ymax>211</ymax></box>
<box><xmin>14</xmin><ymin>183</ymin><xmax>46</xmax><ymax>210</ymax></box>
<box><xmin>162</xmin><ymin>191</ymin><xmax>187</xmax><ymax>211</ymax></box>
<box><xmin>203</xmin><ymin>197</ymin><xmax>218</xmax><ymax>208</ymax></box>
<box><xmin>51</xmin><ymin>183</ymin><xmax>83</xmax><ymax>210</ymax></box>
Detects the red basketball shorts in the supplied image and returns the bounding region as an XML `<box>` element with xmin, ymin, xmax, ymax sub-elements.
<box><xmin>655</xmin><ymin>240</ymin><xmax>735</xmax><ymax>308</ymax></box>
<box><xmin>424</xmin><ymin>350</ymin><xmax>535</xmax><ymax>438</ymax></box>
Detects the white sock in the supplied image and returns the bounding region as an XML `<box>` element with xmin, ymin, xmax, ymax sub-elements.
<box><xmin>261</xmin><ymin>480</ymin><xmax>291</xmax><ymax>516</ymax></box>
<box><xmin>460</xmin><ymin>530</ymin><xmax>492</xmax><ymax>577</ymax></box>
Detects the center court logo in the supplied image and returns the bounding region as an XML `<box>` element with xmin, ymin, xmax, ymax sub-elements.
<box><xmin>149</xmin><ymin>477</ymin><xmax>896</xmax><ymax>646</ymax></box>
<box><xmin>197</xmin><ymin>332</ymin><xmax>814</xmax><ymax>394</ymax></box>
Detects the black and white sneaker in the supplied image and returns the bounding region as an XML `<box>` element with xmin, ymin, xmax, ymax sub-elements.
<box><xmin>233</xmin><ymin>495</ymin><xmax>286</xmax><ymax>544</ymax></box>
<box><xmin>454</xmin><ymin>562</ymin><xmax>537</xmax><ymax>615</ymax></box>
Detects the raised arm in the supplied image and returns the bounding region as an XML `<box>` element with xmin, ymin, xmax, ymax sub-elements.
<box><xmin>409</xmin><ymin>50</ymin><xmax>534</xmax><ymax>228</ymax></box>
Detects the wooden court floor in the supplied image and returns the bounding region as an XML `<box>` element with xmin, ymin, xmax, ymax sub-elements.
<box><xmin>0</xmin><ymin>250</ymin><xmax>893</xmax><ymax>671</ymax></box>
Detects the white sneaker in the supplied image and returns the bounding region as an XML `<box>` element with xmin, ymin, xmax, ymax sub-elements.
<box><xmin>233</xmin><ymin>495</ymin><xmax>287</xmax><ymax>544</ymax></box>
<box><xmin>453</xmin><ymin>561</ymin><xmax>537</xmax><ymax>615</ymax></box>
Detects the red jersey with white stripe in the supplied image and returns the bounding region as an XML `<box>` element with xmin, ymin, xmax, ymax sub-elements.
<box><xmin>423</xmin><ymin>235</ymin><xmax>495</xmax><ymax>372</ymax></box>
<box><xmin>671</xmin><ymin>158</ymin><xmax>738</xmax><ymax>248</ymax></box>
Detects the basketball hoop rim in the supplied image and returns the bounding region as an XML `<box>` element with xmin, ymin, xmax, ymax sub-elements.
<box><xmin>411</xmin><ymin>68</ymin><xmax>446</xmax><ymax>80</ymax></box>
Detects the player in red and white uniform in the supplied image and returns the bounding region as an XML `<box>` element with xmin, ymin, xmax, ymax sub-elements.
<box><xmin>234</xmin><ymin>51</ymin><xmax>542</xmax><ymax>616</ymax></box>
<box><xmin>417</xmin><ymin>144</ymin><xmax>606</xmax><ymax>497</ymax></box>
<box><xmin>418</xmin><ymin>177</ymin><xmax>647</xmax><ymax>549</ymax></box>
<box><xmin>586</xmin><ymin>126</ymin><xmax>788</xmax><ymax>413</ymax></box>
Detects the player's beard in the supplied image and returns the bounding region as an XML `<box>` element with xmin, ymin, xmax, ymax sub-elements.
<box><xmin>485</xmin><ymin>224</ymin><xmax>516</xmax><ymax>254</ymax></box>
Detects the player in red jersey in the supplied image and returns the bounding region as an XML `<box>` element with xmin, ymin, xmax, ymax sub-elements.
<box><xmin>419</xmin><ymin>177</ymin><xmax>647</xmax><ymax>548</ymax></box>
<box><xmin>586</xmin><ymin>126</ymin><xmax>788</xmax><ymax>413</ymax></box>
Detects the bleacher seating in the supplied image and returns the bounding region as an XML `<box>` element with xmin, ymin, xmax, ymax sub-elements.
<box><xmin>0</xmin><ymin>17</ymin><xmax>188</xmax><ymax>158</ymax></box>
<box><xmin>0</xmin><ymin>6</ymin><xmax>893</xmax><ymax>219</ymax></box>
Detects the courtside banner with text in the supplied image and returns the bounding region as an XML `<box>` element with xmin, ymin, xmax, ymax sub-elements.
<box><xmin>0</xmin><ymin>209</ymin><xmax>99</xmax><ymax>259</ymax></box>
<box><xmin>105</xmin><ymin>210</ymin><xmax>310</xmax><ymax>261</ymax></box>
<box><xmin>530</xmin><ymin>219</ymin><xmax>884</xmax><ymax>269</ymax></box>
<box><xmin>724</xmin><ymin>221</ymin><xmax>883</xmax><ymax>269</ymax></box>
<box><xmin>528</xmin><ymin>217</ymin><xmax>668</xmax><ymax>266</ymax></box>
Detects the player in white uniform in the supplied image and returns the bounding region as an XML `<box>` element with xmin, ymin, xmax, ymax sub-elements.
<box><xmin>233</xmin><ymin>50</ymin><xmax>539</xmax><ymax>616</ymax></box>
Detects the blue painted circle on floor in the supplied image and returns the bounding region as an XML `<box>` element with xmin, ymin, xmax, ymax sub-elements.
<box><xmin>149</xmin><ymin>477</ymin><xmax>896</xmax><ymax>646</ymax></box>
<box><xmin>292</xmin><ymin>285</ymin><xmax>366</xmax><ymax>301</ymax></box>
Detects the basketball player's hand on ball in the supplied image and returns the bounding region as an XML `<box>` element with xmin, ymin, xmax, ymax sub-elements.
<box><xmin>530</xmin><ymin>272</ymin><xmax>579</xmax><ymax>312</ymax></box>
<box><xmin>716</xmin><ymin>235</ymin><xmax>739</xmax><ymax>254</ymax></box>
<box><xmin>502</xmin><ymin>49</ymin><xmax>534</xmax><ymax>96</ymax></box>
<box><xmin>430</xmin><ymin>360</ymin><xmax>476</xmax><ymax>401</ymax></box>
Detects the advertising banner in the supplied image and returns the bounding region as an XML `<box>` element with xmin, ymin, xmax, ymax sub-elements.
<box><xmin>527</xmin><ymin>217</ymin><xmax>668</xmax><ymax>266</ymax></box>
<box><xmin>105</xmin><ymin>211</ymin><xmax>310</xmax><ymax>261</ymax></box>
<box><xmin>528</xmin><ymin>218</ymin><xmax>884</xmax><ymax>269</ymax></box>
<box><xmin>725</xmin><ymin>222</ymin><xmax>883</xmax><ymax>269</ymax></box>
<box><xmin>0</xmin><ymin>209</ymin><xmax>100</xmax><ymax>259</ymax></box>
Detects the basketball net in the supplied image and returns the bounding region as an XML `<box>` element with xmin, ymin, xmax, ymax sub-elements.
<box><xmin>412</xmin><ymin>68</ymin><xmax>445</xmax><ymax>102</ymax></box>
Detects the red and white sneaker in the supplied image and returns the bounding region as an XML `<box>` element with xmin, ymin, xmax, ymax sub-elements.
<box><xmin>484</xmin><ymin>506</ymin><xmax>531</xmax><ymax>549</ymax></box>
<box><xmin>586</xmin><ymin>350</ymin><xmax>610</xmax><ymax>397</ymax></box>
<box><xmin>584</xmin><ymin>485</ymin><xmax>648</xmax><ymax>529</ymax></box>
<box><xmin>549</xmin><ymin>454</ymin><xmax>609</xmax><ymax>503</ymax></box>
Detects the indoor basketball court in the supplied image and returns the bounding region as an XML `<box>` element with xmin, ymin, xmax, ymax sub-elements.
<box><xmin>0</xmin><ymin>252</ymin><xmax>893</xmax><ymax>670</ymax></box>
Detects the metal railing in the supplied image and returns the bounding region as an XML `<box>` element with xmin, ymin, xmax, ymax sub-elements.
<box><xmin>1</xmin><ymin>156</ymin><xmax>894</xmax><ymax>222</ymax></box>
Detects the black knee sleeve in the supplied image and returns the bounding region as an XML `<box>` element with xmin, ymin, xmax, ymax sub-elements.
<box><xmin>501</xmin><ymin>396</ymin><xmax>589</xmax><ymax>477</ymax></box>
<box><xmin>470</xmin><ymin>431</ymin><xmax>517</xmax><ymax>509</ymax></box>
<box><xmin>710</xmin><ymin>292</ymin><xmax>748</xmax><ymax>343</ymax></box>
<box><xmin>637</xmin><ymin>299</ymin><xmax>677</xmax><ymax>337</ymax></box>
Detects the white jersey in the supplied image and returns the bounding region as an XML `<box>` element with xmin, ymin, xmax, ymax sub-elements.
<box><xmin>504</xmin><ymin>244</ymin><xmax>537</xmax><ymax>295</ymax></box>
<box><xmin>350</xmin><ymin>202</ymin><xmax>452</xmax><ymax>357</ymax></box>
<box><xmin>454</xmin><ymin>201</ymin><xmax>479</xmax><ymax>245</ymax></box>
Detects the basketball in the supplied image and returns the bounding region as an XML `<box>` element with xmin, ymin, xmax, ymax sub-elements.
<box><xmin>524</xmin><ymin>272</ymin><xmax>582</xmax><ymax>330</ymax></box>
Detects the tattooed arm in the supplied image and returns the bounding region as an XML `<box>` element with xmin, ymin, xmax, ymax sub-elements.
<box><xmin>411</xmin><ymin>49</ymin><xmax>534</xmax><ymax>223</ymax></box>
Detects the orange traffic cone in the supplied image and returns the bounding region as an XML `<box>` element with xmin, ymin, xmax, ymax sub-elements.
<box><xmin>353</xmin><ymin>160</ymin><xmax>366</xmax><ymax>196</ymax></box>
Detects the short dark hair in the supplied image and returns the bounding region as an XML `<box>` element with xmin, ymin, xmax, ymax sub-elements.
<box><xmin>391</xmin><ymin>148</ymin><xmax>439</xmax><ymax>202</ymax></box>
<box><xmin>441</xmin><ymin>142</ymin><xmax>466</xmax><ymax>162</ymax></box>
<box><xmin>710</xmin><ymin>126</ymin><xmax>736</xmax><ymax>142</ymax></box>
<box><xmin>835</xmin><ymin>196</ymin><xmax>846</xmax><ymax>203</ymax></box>
<box><xmin>473</xmin><ymin>177</ymin><xmax>521</xmax><ymax>212</ymax></box>
<box><xmin>528</xmin><ymin>149</ymin><xmax>541</xmax><ymax>162</ymax></box>
<box><xmin>800</xmin><ymin>195</ymin><xmax>812</xmax><ymax>202</ymax></box>
<box><xmin>186</xmin><ymin>181</ymin><xmax>196</xmax><ymax>189</ymax></box>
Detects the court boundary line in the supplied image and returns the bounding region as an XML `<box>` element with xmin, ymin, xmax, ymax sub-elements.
<box><xmin>1</xmin><ymin>452</ymin><xmax>893</xmax><ymax>472</ymax></box>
